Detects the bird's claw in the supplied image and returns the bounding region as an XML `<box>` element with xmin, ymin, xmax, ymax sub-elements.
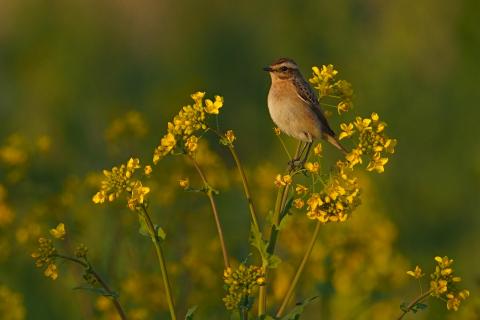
<box><xmin>288</xmin><ymin>158</ymin><xmax>303</xmax><ymax>171</ymax></box>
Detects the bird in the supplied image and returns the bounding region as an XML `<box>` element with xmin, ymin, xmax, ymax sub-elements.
<box><xmin>263</xmin><ymin>58</ymin><xmax>347</xmax><ymax>164</ymax></box>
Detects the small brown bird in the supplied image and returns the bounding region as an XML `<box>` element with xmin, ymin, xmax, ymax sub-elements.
<box><xmin>264</xmin><ymin>58</ymin><xmax>347</xmax><ymax>162</ymax></box>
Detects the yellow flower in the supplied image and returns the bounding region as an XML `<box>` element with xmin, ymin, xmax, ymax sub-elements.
<box><xmin>225</xmin><ymin>130</ymin><xmax>236</xmax><ymax>144</ymax></box>
<box><xmin>459</xmin><ymin>289</ymin><xmax>470</xmax><ymax>300</ymax></box>
<box><xmin>179</xmin><ymin>178</ymin><xmax>190</xmax><ymax>189</ymax></box>
<box><xmin>384</xmin><ymin>138</ymin><xmax>397</xmax><ymax>154</ymax></box>
<box><xmin>346</xmin><ymin>148</ymin><xmax>363</xmax><ymax>168</ymax></box>
<box><xmin>185</xmin><ymin>136</ymin><xmax>199</xmax><ymax>153</ymax></box>
<box><xmin>205</xmin><ymin>95</ymin><xmax>224</xmax><ymax>114</ymax></box>
<box><xmin>191</xmin><ymin>91</ymin><xmax>206</xmax><ymax>104</ymax></box>
<box><xmin>313</xmin><ymin>64</ymin><xmax>338</xmax><ymax>81</ymax></box>
<box><xmin>127</xmin><ymin>158</ymin><xmax>140</xmax><ymax>171</ymax></box>
<box><xmin>127</xmin><ymin>181</ymin><xmax>150</xmax><ymax>210</ymax></box>
<box><xmin>223</xmin><ymin>264</ymin><xmax>265</xmax><ymax>310</ymax></box>
<box><xmin>49</xmin><ymin>223</ymin><xmax>66</xmax><ymax>240</ymax></box>
<box><xmin>435</xmin><ymin>256</ymin><xmax>453</xmax><ymax>268</ymax></box>
<box><xmin>274</xmin><ymin>174</ymin><xmax>292</xmax><ymax>187</ymax></box>
<box><xmin>446</xmin><ymin>293</ymin><xmax>460</xmax><ymax>311</ymax></box>
<box><xmin>154</xmin><ymin>133</ymin><xmax>177</xmax><ymax>164</ymax></box>
<box><xmin>92</xmin><ymin>191</ymin><xmax>106</xmax><ymax>204</ymax></box>
<box><xmin>307</xmin><ymin>193</ymin><xmax>323</xmax><ymax>211</ymax></box>
<box><xmin>313</xmin><ymin>143</ymin><xmax>322</xmax><ymax>156</ymax></box>
<box><xmin>337</xmin><ymin>101</ymin><xmax>351</xmax><ymax>114</ymax></box>
<box><xmin>162</xmin><ymin>133</ymin><xmax>176</xmax><ymax>149</ymax></box>
<box><xmin>335</xmin><ymin>80</ymin><xmax>354</xmax><ymax>99</ymax></box>
<box><xmin>339</xmin><ymin>123</ymin><xmax>355</xmax><ymax>140</ymax></box>
<box><xmin>273</xmin><ymin>127</ymin><xmax>281</xmax><ymax>136</ymax></box>
<box><xmin>354</xmin><ymin>117</ymin><xmax>372</xmax><ymax>131</ymax></box>
<box><xmin>304</xmin><ymin>162</ymin><xmax>320</xmax><ymax>174</ymax></box>
<box><xmin>366</xmin><ymin>155</ymin><xmax>388</xmax><ymax>173</ymax></box>
<box><xmin>144</xmin><ymin>165</ymin><xmax>152</xmax><ymax>176</ymax></box>
<box><xmin>44</xmin><ymin>263</ymin><xmax>58</xmax><ymax>280</ymax></box>
<box><xmin>431</xmin><ymin>279</ymin><xmax>448</xmax><ymax>295</ymax></box>
<box><xmin>406</xmin><ymin>265</ymin><xmax>424</xmax><ymax>279</ymax></box>
<box><xmin>293</xmin><ymin>198</ymin><xmax>305</xmax><ymax>209</ymax></box>
<box><xmin>295</xmin><ymin>184</ymin><xmax>308</xmax><ymax>195</ymax></box>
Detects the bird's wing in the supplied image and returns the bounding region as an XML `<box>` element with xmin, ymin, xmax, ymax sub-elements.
<box><xmin>294</xmin><ymin>76</ymin><xmax>336</xmax><ymax>137</ymax></box>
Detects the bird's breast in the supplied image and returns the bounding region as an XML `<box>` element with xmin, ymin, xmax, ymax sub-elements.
<box><xmin>267</xmin><ymin>82</ymin><xmax>322</xmax><ymax>142</ymax></box>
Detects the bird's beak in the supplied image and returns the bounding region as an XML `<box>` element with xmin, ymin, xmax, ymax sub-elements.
<box><xmin>263</xmin><ymin>66</ymin><xmax>273</xmax><ymax>72</ymax></box>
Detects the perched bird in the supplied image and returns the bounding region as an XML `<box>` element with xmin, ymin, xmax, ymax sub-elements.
<box><xmin>264</xmin><ymin>58</ymin><xmax>347</xmax><ymax>161</ymax></box>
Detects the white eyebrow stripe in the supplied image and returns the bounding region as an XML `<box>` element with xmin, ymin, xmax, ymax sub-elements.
<box><xmin>274</xmin><ymin>62</ymin><xmax>298</xmax><ymax>70</ymax></box>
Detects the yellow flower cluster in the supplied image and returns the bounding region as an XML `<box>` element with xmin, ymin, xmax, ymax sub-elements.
<box><xmin>224</xmin><ymin>130</ymin><xmax>236</xmax><ymax>145</ymax></box>
<box><xmin>274</xmin><ymin>174</ymin><xmax>292</xmax><ymax>187</ymax></box>
<box><xmin>407</xmin><ymin>256</ymin><xmax>469</xmax><ymax>312</ymax></box>
<box><xmin>153</xmin><ymin>92</ymin><xmax>224</xmax><ymax>164</ymax></box>
<box><xmin>92</xmin><ymin>158</ymin><xmax>150</xmax><ymax>211</ymax></box>
<box><xmin>429</xmin><ymin>256</ymin><xmax>469</xmax><ymax>311</ymax></box>
<box><xmin>309</xmin><ymin>64</ymin><xmax>354</xmax><ymax>114</ymax></box>
<box><xmin>340</xmin><ymin>113</ymin><xmax>397</xmax><ymax>173</ymax></box>
<box><xmin>74</xmin><ymin>243</ymin><xmax>88</xmax><ymax>259</ymax></box>
<box><xmin>406</xmin><ymin>265</ymin><xmax>424</xmax><ymax>279</ymax></box>
<box><xmin>223</xmin><ymin>264</ymin><xmax>265</xmax><ymax>310</ymax></box>
<box><xmin>31</xmin><ymin>237</ymin><xmax>58</xmax><ymax>280</ymax></box>
<box><xmin>297</xmin><ymin>162</ymin><xmax>360</xmax><ymax>223</ymax></box>
<box><xmin>49</xmin><ymin>223</ymin><xmax>66</xmax><ymax>240</ymax></box>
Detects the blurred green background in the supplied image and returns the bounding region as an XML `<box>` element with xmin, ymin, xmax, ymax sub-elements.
<box><xmin>1</xmin><ymin>0</ymin><xmax>479</xmax><ymax>319</ymax></box>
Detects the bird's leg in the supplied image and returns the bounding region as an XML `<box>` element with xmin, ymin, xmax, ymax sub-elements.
<box><xmin>288</xmin><ymin>142</ymin><xmax>305</xmax><ymax>170</ymax></box>
<box><xmin>289</xmin><ymin>142</ymin><xmax>312</xmax><ymax>171</ymax></box>
<box><xmin>298</xmin><ymin>142</ymin><xmax>313</xmax><ymax>168</ymax></box>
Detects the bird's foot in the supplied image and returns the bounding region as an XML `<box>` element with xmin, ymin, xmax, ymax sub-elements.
<box><xmin>288</xmin><ymin>158</ymin><xmax>303</xmax><ymax>171</ymax></box>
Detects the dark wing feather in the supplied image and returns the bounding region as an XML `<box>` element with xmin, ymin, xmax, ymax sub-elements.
<box><xmin>293</xmin><ymin>76</ymin><xmax>336</xmax><ymax>137</ymax></box>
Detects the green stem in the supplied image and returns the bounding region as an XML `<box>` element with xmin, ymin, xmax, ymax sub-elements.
<box><xmin>55</xmin><ymin>254</ymin><xmax>128</xmax><ymax>320</ymax></box>
<box><xmin>258</xmin><ymin>142</ymin><xmax>303</xmax><ymax>317</ymax></box>
<box><xmin>207</xmin><ymin>128</ymin><xmax>260</xmax><ymax>233</ymax></box>
<box><xmin>397</xmin><ymin>290</ymin><xmax>432</xmax><ymax>320</ymax></box>
<box><xmin>228</xmin><ymin>145</ymin><xmax>260</xmax><ymax>233</ymax></box>
<box><xmin>189</xmin><ymin>155</ymin><xmax>230</xmax><ymax>269</ymax></box>
<box><xmin>276</xmin><ymin>221</ymin><xmax>322</xmax><ymax>317</ymax></box>
<box><xmin>140</xmin><ymin>206</ymin><xmax>177</xmax><ymax>320</ymax></box>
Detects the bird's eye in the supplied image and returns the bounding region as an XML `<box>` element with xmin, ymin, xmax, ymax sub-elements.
<box><xmin>280</xmin><ymin>66</ymin><xmax>288</xmax><ymax>72</ymax></box>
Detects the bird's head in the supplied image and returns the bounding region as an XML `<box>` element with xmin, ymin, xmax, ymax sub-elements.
<box><xmin>263</xmin><ymin>58</ymin><xmax>300</xmax><ymax>81</ymax></box>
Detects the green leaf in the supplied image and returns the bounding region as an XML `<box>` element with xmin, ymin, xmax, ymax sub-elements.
<box><xmin>415</xmin><ymin>303</ymin><xmax>428</xmax><ymax>310</ymax></box>
<box><xmin>280</xmin><ymin>296</ymin><xmax>319</xmax><ymax>320</ymax></box>
<box><xmin>185</xmin><ymin>306</ymin><xmax>198</xmax><ymax>319</ymax></box>
<box><xmin>258</xmin><ymin>315</ymin><xmax>276</xmax><ymax>320</ymax></box>
<box><xmin>73</xmin><ymin>286</ymin><xmax>118</xmax><ymax>298</ymax></box>
<box><xmin>411</xmin><ymin>302</ymin><xmax>428</xmax><ymax>313</ymax></box>
<box><xmin>268</xmin><ymin>254</ymin><xmax>282</xmax><ymax>269</ymax></box>
<box><xmin>250</xmin><ymin>224</ymin><xmax>282</xmax><ymax>269</ymax></box>
<box><xmin>138</xmin><ymin>213</ymin><xmax>150</xmax><ymax>237</ymax></box>
<box><xmin>138</xmin><ymin>213</ymin><xmax>166</xmax><ymax>241</ymax></box>
<box><xmin>156</xmin><ymin>226</ymin><xmax>167</xmax><ymax>241</ymax></box>
<box><xmin>278</xmin><ymin>212</ymin><xmax>292</xmax><ymax>231</ymax></box>
<box><xmin>278</xmin><ymin>197</ymin><xmax>294</xmax><ymax>223</ymax></box>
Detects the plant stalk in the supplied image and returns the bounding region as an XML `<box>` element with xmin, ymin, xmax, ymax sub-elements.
<box><xmin>189</xmin><ymin>155</ymin><xmax>230</xmax><ymax>268</ymax></box>
<box><xmin>258</xmin><ymin>141</ymin><xmax>303</xmax><ymax>317</ymax></box>
<box><xmin>141</xmin><ymin>206</ymin><xmax>177</xmax><ymax>320</ymax></box>
<box><xmin>228</xmin><ymin>145</ymin><xmax>260</xmax><ymax>233</ymax></box>
<box><xmin>276</xmin><ymin>221</ymin><xmax>321</xmax><ymax>317</ymax></box>
<box><xmin>397</xmin><ymin>290</ymin><xmax>433</xmax><ymax>320</ymax></box>
<box><xmin>55</xmin><ymin>254</ymin><xmax>127</xmax><ymax>320</ymax></box>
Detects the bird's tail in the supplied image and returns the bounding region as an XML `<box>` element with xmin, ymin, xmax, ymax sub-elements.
<box><xmin>325</xmin><ymin>134</ymin><xmax>349</xmax><ymax>155</ymax></box>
